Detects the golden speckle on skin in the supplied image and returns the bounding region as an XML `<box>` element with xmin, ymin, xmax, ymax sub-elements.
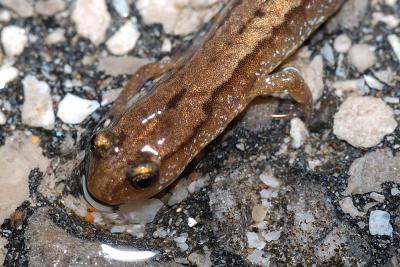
<box><xmin>86</xmin><ymin>0</ymin><xmax>345</xmax><ymax>205</ymax></box>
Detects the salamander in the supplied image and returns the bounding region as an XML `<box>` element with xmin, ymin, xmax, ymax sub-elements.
<box><xmin>84</xmin><ymin>0</ymin><xmax>345</xmax><ymax>207</ymax></box>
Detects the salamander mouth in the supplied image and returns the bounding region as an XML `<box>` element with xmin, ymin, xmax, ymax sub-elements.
<box><xmin>81</xmin><ymin>174</ymin><xmax>116</xmax><ymax>213</ymax></box>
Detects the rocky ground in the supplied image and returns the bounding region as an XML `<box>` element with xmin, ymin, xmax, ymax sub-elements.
<box><xmin>0</xmin><ymin>0</ymin><xmax>399</xmax><ymax>266</ymax></box>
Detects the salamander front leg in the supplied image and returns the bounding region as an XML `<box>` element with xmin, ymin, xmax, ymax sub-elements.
<box><xmin>250</xmin><ymin>68</ymin><xmax>313</xmax><ymax>116</ymax></box>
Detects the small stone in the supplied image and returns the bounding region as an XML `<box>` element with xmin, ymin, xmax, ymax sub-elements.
<box><xmin>0</xmin><ymin>111</ymin><xmax>6</xmax><ymax>125</ymax></box>
<box><xmin>246</xmin><ymin>249</ymin><xmax>270</xmax><ymax>266</ymax></box>
<box><xmin>188</xmin><ymin>217</ymin><xmax>197</xmax><ymax>227</ymax></box>
<box><xmin>348</xmin><ymin>44</ymin><xmax>377</xmax><ymax>72</ymax></box>
<box><xmin>388</xmin><ymin>35</ymin><xmax>400</xmax><ymax>62</ymax></box>
<box><xmin>0</xmin><ymin>9</ymin><xmax>12</xmax><ymax>22</ymax></box>
<box><xmin>98</xmin><ymin>56</ymin><xmax>150</xmax><ymax>76</ymax></box>
<box><xmin>259</xmin><ymin>172</ymin><xmax>280</xmax><ymax>188</ymax></box>
<box><xmin>0</xmin><ymin>236</ymin><xmax>6</xmax><ymax>265</ymax></box>
<box><xmin>188</xmin><ymin>251</ymin><xmax>212</xmax><ymax>267</ymax></box>
<box><xmin>262</xmin><ymin>230</ymin><xmax>281</xmax><ymax>242</ymax></box>
<box><xmin>106</xmin><ymin>20</ymin><xmax>140</xmax><ymax>56</ymax></box>
<box><xmin>251</xmin><ymin>204</ymin><xmax>267</xmax><ymax>222</ymax></box>
<box><xmin>0</xmin><ymin>133</ymin><xmax>49</xmax><ymax>224</ymax></box>
<box><xmin>110</xmin><ymin>225</ymin><xmax>126</xmax><ymax>233</ymax></box>
<box><xmin>1</xmin><ymin>25</ymin><xmax>28</xmax><ymax>57</ymax></box>
<box><xmin>369</xmin><ymin>210</ymin><xmax>393</xmax><ymax>237</ymax></box>
<box><xmin>290</xmin><ymin>118</ymin><xmax>309</xmax><ymax>149</ymax></box>
<box><xmin>125</xmin><ymin>223</ymin><xmax>146</xmax><ymax>238</ymax></box>
<box><xmin>118</xmin><ymin>198</ymin><xmax>164</xmax><ymax>224</ymax></box>
<box><xmin>187</xmin><ymin>174</ymin><xmax>210</xmax><ymax>194</ymax></box>
<box><xmin>112</xmin><ymin>0</ymin><xmax>130</xmax><ymax>17</ymax></box>
<box><xmin>0</xmin><ymin>0</ymin><xmax>34</xmax><ymax>17</ymax></box>
<box><xmin>0</xmin><ymin>65</ymin><xmax>18</xmax><ymax>89</ymax></box>
<box><xmin>339</xmin><ymin>197</ymin><xmax>365</xmax><ymax>218</ymax></box>
<box><xmin>57</xmin><ymin>93</ymin><xmax>100</xmax><ymax>124</ymax></box>
<box><xmin>235</xmin><ymin>143</ymin><xmax>245</xmax><ymax>151</ymax></box>
<box><xmin>372</xmin><ymin>12</ymin><xmax>399</xmax><ymax>29</ymax></box>
<box><xmin>364</xmin><ymin>75</ymin><xmax>384</xmax><ymax>90</ymax></box>
<box><xmin>344</xmin><ymin>149</ymin><xmax>400</xmax><ymax>195</ymax></box>
<box><xmin>333</xmin><ymin>96</ymin><xmax>397</xmax><ymax>148</ymax></box>
<box><xmin>384</xmin><ymin>97</ymin><xmax>400</xmax><ymax>104</ymax></box>
<box><xmin>71</xmin><ymin>0</ymin><xmax>111</xmax><ymax>45</ymax></box>
<box><xmin>300</xmin><ymin>55</ymin><xmax>324</xmax><ymax>101</ymax></box>
<box><xmin>45</xmin><ymin>28</ymin><xmax>66</xmax><ymax>45</ymax></box>
<box><xmin>168</xmin><ymin>179</ymin><xmax>189</xmax><ymax>206</ymax></box>
<box><xmin>333</xmin><ymin>78</ymin><xmax>367</xmax><ymax>96</ymax></box>
<box><xmin>21</xmin><ymin>75</ymin><xmax>55</xmax><ymax>130</ymax></box>
<box><xmin>174</xmin><ymin>235</ymin><xmax>189</xmax><ymax>252</ymax></box>
<box><xmin>391</xmin><ymin>188</ymin><xmax>400</xmax><ymax>196</ymax></box>
<box><xmin>321</xmin><ymin>43</ymin><xmax>335</xmax><ymax>65</ymax></box>
<box><xmin>101</xmin><ymin>88</ymin><xmax>122</xmax><ymax>106</ymax></box>
<box><xmin>333</xmin><ymin>34</ymin><xmax>352</xmax><ymax>53</ymax></box>
<box><xmin>246</xmin><ymin>231</ymin><xmax>266</xmax><ymax>250</ymax></box>
<box><xmin>35</xmin><ymin>0</ymin><xmax>66</xmax><ymax>16</ymax></box>
<box><xmin>136</xmin><ymin>0</ymin><xmax>223</xmax><ymax>35</ymax></box>
<box><xmin>369</xmin><ymin>192</ymin><xmax>385</xmax><ymax>203</ymax></box>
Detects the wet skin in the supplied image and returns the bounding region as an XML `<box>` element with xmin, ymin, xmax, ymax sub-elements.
<box><xmin>85</xmin><ymin>0</ymin><xmax>346</xmax><ymax>206</ymax></box>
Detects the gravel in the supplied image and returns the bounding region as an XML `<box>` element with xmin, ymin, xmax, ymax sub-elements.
<box><xmin>57</xmin><ymin>93</ymin><xmax>100</xmax><ymax>124</ymax></box>
<box><xmin>1</xmin><ymin>25</ymin><xmax>28</xmax><ymax>57</ymax></box>
<box><xmin>369</xmin><ymin>210</ymin><xmax>393</xmax><ymax>237</ymax></box>
<box><xmin>348</xmin><ymin>44</ymin><xmax>377</xmax><ymax>72</ymax></box>
<box><xmin>333</xmin><ymin>96</ymin><xmax>397</xmax><ymax>148</ymax></box>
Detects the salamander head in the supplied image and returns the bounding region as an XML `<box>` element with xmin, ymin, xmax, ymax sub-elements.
<box><xmin>84</xmin><ymin>127</ymin><xmax>177</xmax><ymax>206</ymax></box>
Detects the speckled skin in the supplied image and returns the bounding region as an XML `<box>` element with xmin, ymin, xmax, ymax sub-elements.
<box><xmin>86</xmin><ymin>0</ymin><xmax>345</xmax><ymax>205</ymax></box>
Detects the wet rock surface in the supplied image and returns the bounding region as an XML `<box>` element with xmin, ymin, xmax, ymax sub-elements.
<box><xmin>0</xmin><ymin>0</ymin><xmax>399</xmax><ymax>266</ymax></box>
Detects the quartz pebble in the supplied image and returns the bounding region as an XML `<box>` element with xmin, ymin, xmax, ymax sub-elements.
<box><xmin>188</xmin><ymin>251</ymin><xmax>212</xmax><ymax>267</ymax></box>
<box><xmin>35</xmin><ymin>0</ymin><xmax>66</xmax><ymax>16</ymax></box>
<box><xmin>98</xmin><ymin>56</ymin><xmax>150</xmax><ymax>76</ymax></box>
<box><xmin>391</xmin><ymin>188</ymin><xmax>400</xmax><ymax>196</ymax></box>
<box><xmin>0</xmin><ymin>133</ymin><xmax>49</xmax><ymax>224</ymax></box>
<box><xmin>0</xmin><ymin>0</ymin><xmax>34</xmax><ymax>17</ymax></box>
<box><xmin>251</xmin><ymin>204</ymin><xmax>267</xmax><ymax>222</ymax></box>
<box><xmin>333</xmin><ymin>96</ymin><xmax>397</xmax><ymax>148</ymax></box>
<box><xmin>101</xmin><ymin>88</ymin><xmax>122</xmax><ymax>106</ymax></box>
<box><xmin>0</xmin><ymin>236</ymin><xmax>6</xmax><ymax>265</ymax></box>
<box><xmin>0</xmin><ymin>65</ymin><xmax>18</xmax><ymax>89</ymax></box>
<box><xmin>57</xmin><ymin>93</ymin><xmax>100</xmax><ymax>124</ymax></box>
<box><xmin>112</xmin><ymin>0</ymin><xmax>130</xmax><ymax>18</ymax></box>
<box><xmin>369</xmin><ymin>210</ymin><xmax>393</xmax><ymax>237</ymax></box>
<box><xmin>301</xmin><ymin>55</ymin><xmax>324</xmax><ymax>101</ymax></box>
<box><xmin>259</xmin><ymin>172</ymin><xmax>280</xmax><ymax>188</ymax></box>
<box><xmin>246</xmin><ymin>249</ymin><xmax>270</xmax><ymax>266</ymax></box>
<box><xmin>388</xmin><ymin>34</ymin><xmax>400</xmax><ymax>62</ymax></box>
<box><xmin>344</xmin><ymin>149</ymin><xmax>400</xmax><ymax>195</ymax></box>
<box><xmin>45</xmin><ymin>28</ymin><xmax>66</xmax><ymax>45</ymax></box>
<box><xmin>168</xmin><ymin>179</ymin><xmax>189</xmax><ymax>206</ymax></box>
<box><xmin>1</xmin><ymin>25</ymin><xmax>28</xmax><ymax>57</ymax></box>
<box><xmin>187</xmin><ymin>174</ymin><xmax>210</xmax><ymax>194</ymax></box>
<box><xmin>348</xmin><ymin>44</ymin><xmax>377</xmax><ymax>72</ymax></box>
<box><xmin>246</xmin><ymin>231</ymin><xmax>266</xmax><ymax>250</ymax></box>
<box><xmin>339</xmin><ymin>197</ymin><xmax>365</xmax><ymax>218</ymax></box>
<box><xmin>118</xmin><ymin>198</ymin><xmax>164</xmax><ymax>224</ymax></box>
<box><xmin>71</xmin><ymin>0</ymin><xmax>111</xmax><ymax>45</ymax></box>
<box><xmin>290</xmin><ymin>118</ymin><xmax>309</xmax><ymax>149</ymax></box>
<box><xmin>0</xmin><ymin>111</ymin><xmax>6</xmax><ymax>125</ymax></box>
<box><xmin>106</xmin><ymin>20</ymin><xmax>140</xmax><ymax>55</ymax></box>
<box><xmin>263</xmin><ymin>230</ymin><xmax>281</xmax><ymax>242</ymax></box>
<box><xmin>136</xmin><ymin>0</ymin><xmax>223</xmax><ymax>35</ymax></box>
<box><xmin>333</xmin><ymin>34</ymin><xmax>352</xmax><ymax>53</ymax></box>
<box><xmin>21</xmin><ymin>75</ymin><xmax>55</xmax><ymax>130</ymax></box>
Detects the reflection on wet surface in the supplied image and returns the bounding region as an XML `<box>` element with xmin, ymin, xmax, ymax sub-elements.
<box><xmin>101</xmin><ymin>244</ymin><xmax>156</xmax><ymax>262</ymax></box>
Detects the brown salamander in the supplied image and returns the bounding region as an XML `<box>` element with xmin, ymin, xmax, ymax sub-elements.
<box><xmin>84</xmin><ymin>0</ymin><xmax>345</xmax><ymax>207</ymax></box>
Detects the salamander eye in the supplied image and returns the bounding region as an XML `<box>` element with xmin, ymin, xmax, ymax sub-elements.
<box><xmin>127</xmin><ymin>160</ymin><xmax>159</xmax><ymax>190</ymax></box>
<box><xmin>91</xmin><ymin>131</ymin><xmax>116</xmax><ymax>156</ymax></box>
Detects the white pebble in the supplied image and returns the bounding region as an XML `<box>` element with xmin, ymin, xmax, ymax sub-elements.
<box><xmin>348</xmin><ymin>44</ymin><xmax>377</xmax><ymax>72</ymax></box>
<box><xmin>112</xmin><ymin>0</ymin><xmax>130</xmax><ymax>17</ymax></box>
<box><xmin>302</xmin><ymin>55</ymin><xmax>324</xmax><ymax>101</ymax></box>
<box><xmin>57</xmin><ymin>93</ymin><xmax>99</xmax><ymax>124</ymax></box>
<box><xmin>262</xmin><ymin>230</ymin><xmax>281</xmax><ymax>242</ymax></box>
<box><xmin>35</xmin><ymin>0</ymin><xmax>66</xmax><ymax>16</ymax></box>
<box><xmin>45</xmin><ymin>28</ymin><xmax>66</xmax><ymax>45</ymax></box>
<box><xmin>0</xmin><ymin>65</ymin><xmax>18</xmax><ymax>89</ymax></box>
<box><xmin>321</xmin><ymin>42</ymin><xmax>335</xmax><ymax>65</ymax></box>
<box><xmin>333</xmin><ymin>34</ymin><xmax>352</xmax><ymax>53</ymax></box>
<box><xmin>0</xmin><ymin>0</ymin><xmax>34</xmax><ymax>17</ymax></box>
<box><xmin>339</xmin><ymin>197</ymin><xmax>365</xmax><ymax>218</ymax></box>
<box><xmin>118</xmin><ymin>198</ymin><xmax>164</xmax><ymax>224</ymax></box>
<box><xmin>101</xmin><ymin>88</ymin><xmax>122</xmax><ymax>106</ymax></box>
<box><xmin>391</xmin><ymin>188</ymin><xmax>400</xmax><ymax>196</ymax></box>
<box><xmin>369</xmin><ymin>210</ymin><xmax>393</xmax><ymax>237</ymax></box>
<box><xmin>1</xmin><ymin>25</ymin><xmax>28</xmax><ymax>57</ymax></box>
<box><xmin>364</xmin><ymin>75</ymin><xmax>384</xmax><ymax>90</ymax></box>
<box><xmin>251</xmin><ymin>204</ymin><xmax>267</xmax><ymax>222</ymax></box>
<box><xmin>188</xmin><ymin>217</ymin><xmax>198</xmax><ymax>227</ymax></box>
<box><xmin>388</xmin><ymin>34</ymin><xmax>400</xmax><ymax>63</ymax></box>
<box><xmin>246</xmin><ymin>232</ymin><xmax>266</xmax><ymax>250</ymax></box>
<box><xmin>110</xmin><ymin>225</ymin><xmax>126</xmax><ymax>233</ymax></box>
<box><xmin>333</xmin><ymin>96</ymin><xmax>397</xmax><ymax>148</ymax></box>
<box><xmin>259</xmin><ymin>172</ymin><xmax>280</xmax><ymax>188</ymax></box>
<box><xmin>21</xmin><ymin>75</ymin><xmax>55</xmax><ymax>129</ymax></box>
<box><xmin>168</xmin><ymin>179</ymin><xmax>189</xmax><ymax>206</ymax></box>
<box><xmin>187</xmin><ymin>174</ymin><xmax>210</xmax><ymax>194</ymax></box>
<box><xmin>246</xmin><ymin>250</ymin><xmax>270</xmax><ymax>266</ymax></box>
<box><xmin>290</xmin><ymin>118</ymin><xmax>309</xmax><ymax>149</ymax></box>
<box><xmin>71</xmin><ymin>0</ymin><xmax>111</xmax><ymax>45</ymax></box>
<box><xmin>0</xmin><ymin>111</ymin><xmax>6</xmax><ymax>125</ymax></box>
<box><xmin>106</xmin><ymin>20</ymin><xmax>140</xmax><ymax>55</ymax></box>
